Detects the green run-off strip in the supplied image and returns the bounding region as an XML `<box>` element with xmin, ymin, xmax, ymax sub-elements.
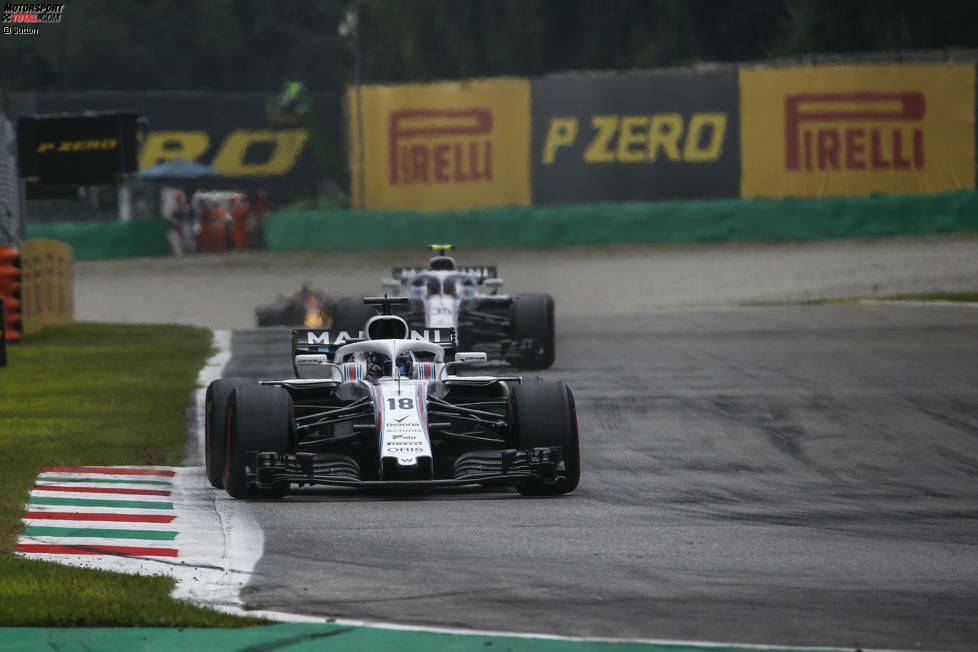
<box><xmin>0</xmin><ymin>622</ymin><xmax>846</xmax><ymax>651</ymax></box>
<box><xmin>29</xmin><ymin>497</ymin><xmax>174</xmax><ymax>510</ymax></box>
<box><xmin>23</xmin><ymin>526</ymin><xmax>178</xmax><ymax>541</ymax></box>
<box><xmin>38</xmin><ymin>477</ymin><xmax>173</xmax><ymax>486</ymax></box>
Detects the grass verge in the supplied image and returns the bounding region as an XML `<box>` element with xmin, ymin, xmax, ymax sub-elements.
<box><xmin>747</xmin><ymin>291</ymin><xmax>978</xmax><ymax>306</ymax></box>
<box><xmin>0</xmin><ymin>323</ymin><xmax>264</xmax><ymax>626</ymax></box>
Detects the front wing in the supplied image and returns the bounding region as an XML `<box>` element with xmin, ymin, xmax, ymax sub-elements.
<box><xmin>246</xmin><ymin>447</ymin><xmax>571</xmax><ymax>490</ymax></box>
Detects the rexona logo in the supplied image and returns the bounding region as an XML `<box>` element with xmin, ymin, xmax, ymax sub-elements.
<box><xmin>388</xmin><ymin>109</ymin><xmax>493</xmax><ymax>185</ymax></box>
<box><xmin>542</xmin><ymin>113</ymin><xmax>728</xmax><ymax>164</ymax></box>
<box><xmin>785</xmin><ymin>92</ymin><xmax>925</xmax><ymax>172</ymax></box>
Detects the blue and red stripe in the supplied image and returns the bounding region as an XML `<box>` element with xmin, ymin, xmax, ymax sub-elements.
<box><xmin>416</xmin><ymin>384</ymin><xmax>429</xmax><ymax>433</ymax></box>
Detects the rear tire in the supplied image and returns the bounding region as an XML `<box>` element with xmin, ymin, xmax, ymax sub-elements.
<box><xmin>510</xmin><ymin>293</ymin><xmax>555</xmax><ymax>370</ymax></box>
<box><xmin>205</xmin><ymin>377</ymin><xmax>251</xmax><ymax>489</ymax></box>
<box><xmin>332</xmin><ymin>296</ymin><xmax>378</xmax><ymax>336</ymax></box>
<box><xmin>224</xmin><ymin>384</ymin><xmax>293</xmax><ymax>499</ymax></box>
<box><xmin>511</xmin><ymin>380</ymin><xmax>579</xmax><ymax>496</ymax></box>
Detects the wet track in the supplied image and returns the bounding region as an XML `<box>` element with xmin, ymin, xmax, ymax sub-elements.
<box><xmin>224</xmin><ymin>303</ymin><xmax>978</xmax><ymax>650</ymax></box>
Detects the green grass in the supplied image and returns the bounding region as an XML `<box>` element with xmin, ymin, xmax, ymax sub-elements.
<box><xmin>0</xmin><ymin>323</ymin><xmax>265</xmax><ymax>626</ymax></box>
<box><xmin>747</xmin><ymin>291</ymin><xmax>978</xmax><ymax>306</ymax></box>
<box><xmin>862</xmin><ymin>292</ymin><xmax>978</xmax><ymax>303</ymax></box>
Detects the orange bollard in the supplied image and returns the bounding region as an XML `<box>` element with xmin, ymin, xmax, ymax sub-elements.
<box><xmin>0</xmin><ymin>247</ymin><xmax>22</xmax><ymax>342</ymax></box>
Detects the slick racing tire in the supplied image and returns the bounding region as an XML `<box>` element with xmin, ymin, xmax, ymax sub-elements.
<box><xmin>511</xmin><ymin>380</ymin><xmax>580</xmax><ymax>496</ymax></box>
<box><xmin>224</xmin><ymin>384</ymin><xmax>292</xmax><ymax>499</ymax></box>
<box><xmin>510</xmin><ymin>293</ymin><xmax>556</xmax><ymax>370</ymax></box>
<box><xmin>332</xmin><ymin>296</ymin><xmax>378</xmax><ymax>335</ymax></box>
<box><xmin>205</xmin><ymin>377</ymin><xmax>251</xmax><ymax>489</ymax></box>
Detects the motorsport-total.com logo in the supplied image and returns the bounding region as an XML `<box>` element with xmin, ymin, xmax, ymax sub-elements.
<box><xmin>2</xmin><ymin>3</ymin><xmax>64</xmax><ymax>35</ymax></box>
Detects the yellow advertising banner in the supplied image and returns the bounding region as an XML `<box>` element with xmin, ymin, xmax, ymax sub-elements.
<box><xmin>348</xmin><ymin>78</ymin><xmax>531</xmax><ymax>210</ymax></box>
<box><xmin>20</xmin><ymin>239</ymin><xmax>74</xmax><ymax>335</ymax></box>
<box><xmin>740</xmin><ymin>63</ymin><xmax>976</xmax><ymax>198</ymax></box>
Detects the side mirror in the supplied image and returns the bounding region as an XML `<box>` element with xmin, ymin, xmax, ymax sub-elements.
<box><xmin>483</xmin><ymin>278</ymin><xmax>503</xmax><ymax>294</ymax></box>
<box><xmin>294</xmin><ymin>354</ymin><xmax>339</xmax><ymax>380</ymax></box>
<box><xmin>296</xmin><ymin>354</ymin><xmax>330</xmax><ymax>366</ymax></box>
<box><xmin>439</xmin><ymin>352</ymin><xmax>488</xmax><ymax>379</ymax></box>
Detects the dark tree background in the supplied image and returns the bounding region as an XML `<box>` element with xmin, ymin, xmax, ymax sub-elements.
<box><xmin>2</xmin><ymin>0</ymin><xmax>976</xmax><ymax>93</ymax></box>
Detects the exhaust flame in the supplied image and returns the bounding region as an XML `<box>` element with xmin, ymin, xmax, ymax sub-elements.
<box><xmin>304</xmin><ymin>310</ymin><xmax>325</xmax><ymax>328</ymax></box>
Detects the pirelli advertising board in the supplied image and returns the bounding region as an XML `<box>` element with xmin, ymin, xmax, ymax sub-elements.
<box><xmin>740</xmin><ymin>63</ymin><xmax>976</xmax><ymax>198</ymax></box>
<box><xmin>347</xmin><ymin>79</ymin><xmax>531</xmax><ymax>211</ymax></box>
<box><xmin>531</xmin><ymin>69</ymin><xmax>740</xmax><ymax>203</ymax></box>
<box><xmin>11</xmin><ymin>92</ymin><xmax>345</xmax><ymax>203</ymax></box>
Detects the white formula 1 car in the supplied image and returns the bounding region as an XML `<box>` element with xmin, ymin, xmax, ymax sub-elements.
<box><xmin>205</xmin><ymin>297</ymin><xmax>579</xmax><ymax>498</ymax></box>
<box><xmin>331</xmin><ymin>245</ymin><xmax>556</xmax><ymax>369</ymax></box>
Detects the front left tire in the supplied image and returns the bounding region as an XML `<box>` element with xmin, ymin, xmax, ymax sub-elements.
<box><xmin>224</xmin><ymin>384</ymin><xmax>293</xmax><ymax>499</ymax></box>
<box><xmin>510</xmin><ymin>380</ymin><xmax>579</xmax><ymax>496</ymax></box>
<box><xmin>510</xmin><ymin>293</ymin><xmax>556</xmax><ymax>370</ymax></box>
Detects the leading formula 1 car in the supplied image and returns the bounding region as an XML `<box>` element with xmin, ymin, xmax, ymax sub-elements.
<box><xmin>331</xmin><ymin>245</ymin><xmax>556</xmax><ymax>369</ymax></box>
<box><xmin>204</xmin><ymin>297</ymin><xmax>579</xmax><ymax>499</ymax></box>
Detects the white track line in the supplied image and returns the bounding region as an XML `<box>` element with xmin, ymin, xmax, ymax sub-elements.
<box><xmin>24</xmin><ymin>504</ymin><xmax>180</xmax><ymax>516</ymax></box>
<box><xmin>210</xmin><ymin>606</ymin><xmax>904</xmax><ymax>652</ymax></box>
<box><xmin>169</xmin><ymin>329</ymin><xmax>264</xmax><ymax>610</ymax></box>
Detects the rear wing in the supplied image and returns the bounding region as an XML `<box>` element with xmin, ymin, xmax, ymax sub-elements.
<box><xmin>292</xmin><ymin>327</ymin><xmax>457</xmax><ymax>360</ymax></box>
<box><xmin>293</xmin><ymin>329</ymin><xmax>364</xmax><ymax>358</ymax></box>
<box><xmin>391</xmin><ymin>266</ymin><xmax>498</xmax><ymax>281</ymax></box>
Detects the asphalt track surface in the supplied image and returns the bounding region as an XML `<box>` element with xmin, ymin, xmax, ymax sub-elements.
<box><xmin>223</xmin><ymin>304</ymin><xmax>978</xmax><ymax>651</ymax></box>
<box><xmin>73</xmin><ymin>237</ymin><xmax>978</xmax><ymax>649</ymax></box>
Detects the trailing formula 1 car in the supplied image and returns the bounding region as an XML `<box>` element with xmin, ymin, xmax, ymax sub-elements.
<box><xmin>205</xmin><ymin>297</ymin><xmax>579</xmax><ymax>499</ymax></box>
<box><xmin>332</xmin><ymin>245</ymin><xmax>556</xmax><ymax>369</ymax></box>
<box><xmin>255</xmin><ymin>285</ymin><xmax>331</xmax><ymax>328</ymax></box>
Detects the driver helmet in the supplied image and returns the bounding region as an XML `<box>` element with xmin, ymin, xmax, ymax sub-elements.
<box><xmin>443</xmin><ymin>278</ymin><xmax>456</xmax><ymax>296</ymax></box>
<box><xmin>395</xmin><ymin>352</ymin><xmax>414</xmax><ymax>376</ymax></box>
<box><xmin>366</xmin><ymin>351</ymin><xmax>391</xmax><ymax>378</ymax></box>
<box><xmin>427</xmin><ymin>277</ymin><xmax>441</xmax><ymax>295</ymax></box>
